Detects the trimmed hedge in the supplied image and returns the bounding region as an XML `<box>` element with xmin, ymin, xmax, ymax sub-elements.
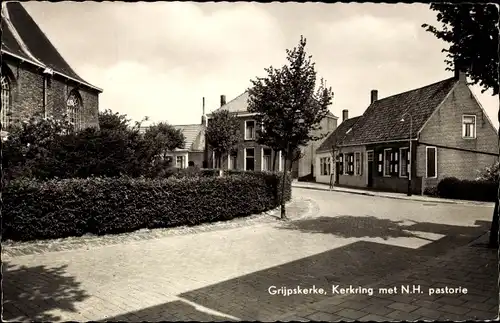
<box><xmin>2</xmin><ymin>171</ymin><xmax>292</xmax><ymax>241</ymax></box>
<box><xmin>436</xmin><ymin>177</ymin><xmax>498</xmax><ymax>202</ymax></box>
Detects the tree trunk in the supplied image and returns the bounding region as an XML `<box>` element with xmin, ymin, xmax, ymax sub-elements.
<box><xmin>280</xmin><ymin>145</ymin><xmax>290</xmax><ymax>220</ymax></box>
<box><xmin>489</xmin><ymin>108</ymin><xmax>500</xmax><ymax>249</ymax></box>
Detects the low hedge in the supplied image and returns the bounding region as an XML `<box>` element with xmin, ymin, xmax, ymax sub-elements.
<box><xmin>436</xmin><ymin>177</ymin><xmax>498</xmax><ymax>202</ymax></box>
<box><xmin>2</xmin><ymin>171</ymin><xmax>292</xmax><ymax>241</ymax></box>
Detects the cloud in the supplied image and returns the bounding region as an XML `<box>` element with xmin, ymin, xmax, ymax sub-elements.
<box><xmin>23</xmin><ymin>3</ymin><xmax>498</xmax><ymax>129</ymax></box>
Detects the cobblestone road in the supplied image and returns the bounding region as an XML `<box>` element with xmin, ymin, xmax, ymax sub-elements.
<box><xmin>2</xmin><ymin>189</ymin><xmax>497</xmax><ymax>322</ymax></box>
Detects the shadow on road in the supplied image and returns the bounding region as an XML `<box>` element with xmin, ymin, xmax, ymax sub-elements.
<box><xmin>101</xmin><ymin>217</ymin><xmax>494</xmax><ymax>322</ymax></box>
<box><xmin>277</xmin><ymin>215</ymin><xmax>420</xmax><ymax>240</ymax></box>
<box><xmin>102</xmin><ymin>298</ymin><xmax>237</xmax><ymax>322</ymax></box>
<box><xmin>2</xmin><ymin>261</ymin><xmax>89</xmax><ymax>322</ymax></box>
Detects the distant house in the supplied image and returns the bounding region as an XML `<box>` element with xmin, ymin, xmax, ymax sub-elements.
<box><xmin>316</xmin><ymin>71</ymin><xmax>499</xmax><ymax>194</ymax></box>
<box><xmin>139</xmin><ymin>117</ymin><xmax>206</xmax><ymax>169</ymax></box>
<box><xmin>315</xmin><ymin>111</ymin><xmax>361</xmax><ymax>185</ymax></box>
<box><xmin>1</xmin><ymin>2</ymin><xmax>102</xmax><ymax>140</ymax></box>
<box><xmin>205</xmin><ymin>92</ymin><xmax>338</xmax><ymax>178</ymax></box>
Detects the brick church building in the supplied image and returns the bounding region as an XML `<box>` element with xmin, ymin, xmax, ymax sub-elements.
<box><xmin>1</xmin><ymin>1</ymin><xmax>102</xmax><ymax>139</ymax></box>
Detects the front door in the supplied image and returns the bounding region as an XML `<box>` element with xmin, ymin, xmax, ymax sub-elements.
<box><xmin>367</xmin><ymin>151</ymin><xmax>374</xmax><ymax>187</ymax></box>
<box><xmin>335</xmin><ymin>162</ymin><xmax>340</xmax><ymax>184</ymax></box>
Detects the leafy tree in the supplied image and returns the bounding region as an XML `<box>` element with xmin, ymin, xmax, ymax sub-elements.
<box><xmin>98</xmin><ymin>109</ymin><xmax>131</xmax><ymax>132</ymax></box>
<box><xmin>142</xmin><ymin>122</ymin><xmax>185</xmax><ymax>164</ymax></box>
<box><xmin>205</xmin><ymin>109</ymin><xmax>241</xmax><ymax>168</ymax></box>
<box><xmin>248</xmin><ymin>35</ymin><xmax>334</xmax><ymax>219</ymax></box>
<box><xmin>422</xmin><ymin>3</ymin><xmax>499</xmax><ymax>247</ymax></box>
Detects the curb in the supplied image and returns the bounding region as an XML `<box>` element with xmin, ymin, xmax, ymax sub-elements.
<box><xmin>292</xmin><ymin>184</ymin><xmax>494</xmax><ymax>207</ymax></box>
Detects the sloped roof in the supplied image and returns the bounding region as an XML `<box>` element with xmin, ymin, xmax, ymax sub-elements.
<box><xmin>316</xmin><ymin>116</ymin><xmax>361</xmax><ymax>153</ymax></box>
<box><xmin>340</xmin><ymin>77</ymin><xmax>458</xmax><ymax>146</ymax></box>
<box><xmin>1</xmin><ymin>2</ymin><xmax>101</xmax><ymax>92</ymax></box>
<box><xmin>139</xmin><ymin>123</ymin><xmax>205</xmax><ymax>152</ymax></box>
<box><xmin>212</xmin><ymin>90</ymin><xmax>337</xmax><ymax>119</ymax></box>
<box><xmin>173</xmin><ymin>124</ymin><xmax>205</xmax><ymax>152</ymax></box>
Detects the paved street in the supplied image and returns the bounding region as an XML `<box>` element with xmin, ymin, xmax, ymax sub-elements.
<box><xmin>2</xmin><ymin>188</ymin><xmax>498</xmax><ymax>322</ymax></box>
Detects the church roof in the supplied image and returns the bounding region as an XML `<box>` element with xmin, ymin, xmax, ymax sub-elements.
<box><xmin>1</xmin><ymin>2</ymin><xmax>102</xmax><ymax>92</ymax></box>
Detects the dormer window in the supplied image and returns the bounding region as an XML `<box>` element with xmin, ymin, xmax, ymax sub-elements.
<box><xmin>462</xmin><ymin>115</ymin><xmax>476</xmax><ymax>139</ymax></box>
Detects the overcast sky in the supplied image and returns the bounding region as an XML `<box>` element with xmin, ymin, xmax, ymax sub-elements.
<box><xmin>23</xmin><ymin>2</ymin><xmax>499</xmax><ymax>128</ymax></box>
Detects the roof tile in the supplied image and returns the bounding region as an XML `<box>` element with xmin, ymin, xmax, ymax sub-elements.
<box><xmin>341</xmin><ymin>78</ymin><xmax>458</xmax><ymax>146</ymax></box>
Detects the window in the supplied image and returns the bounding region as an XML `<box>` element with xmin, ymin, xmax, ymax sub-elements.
<box><xmin>346</xmin><ymin>153</ymin><xmax>354</xmax><ymax>175</ymax></box>
<box><xmin>176</xmin><ymin>156</ymin><xmax>185</xmax><ymax>168</ymax></box>
<box><xmin>399</xmin><ymin>148</ymin><xmax>409</xmax><ymax>177</ymax></box>
<box><xmin>67</xmin><ymin>90</ymin><xmax>83</xmax><ymax>131</ymax></box>
<box><xmin>1</xmin><ymin>75</ymin><xmax>11</xmax><ymax>128</ymax></box>
<box><xmin>262</xmin><ymin>148</ymin><xmax>272</xmax><ymax>171</ymax></box>
<box><xmin>229</xmin><ymin>150</ymin><xmax>237</xmax><ymax>170</ymax></box>
<box><xmin>462</xmin><ymin>115</ymin><xmax>476</xmax><ymax>139</ymax></box>
<box><xmin>338</xmin><ymin>154</ymin><xmax>344</xmax><ymax>175</ymax></box>
<box><xmin>354</xmin><ymin>152</ymin><xmax>363</xmax><ymax>176</ymax></box>
<box><xmin>426</xmin><ymin>146</ymin><xmax>437</xmax><ymax>178</ymax></box>
<box><xmin>320</xmin><ymin>157</ymin><xmax>331</xmax><ymax>176</ymax></box>
<box><xmin>278</xmin><ymin>150</ymin><xmax>283</xmax><ymax>171</ymax></box>
<box><xmin>245</xmin><ymin>120</ymin><xmax>256</xmax><ymax>140</ymax></box>
<box><xmin>383</xmin><ymin>149</ymin><xmax>392</xmax><ymax>176</ymax></box>
<box><xmin>245</xmin><ymin>148</ymin><xmax>255</xmax><ymax>171</ymax></box>
<box><xmin>377</xmin><ymin>152</ymin><xmax>383</xmax><ymax>175</ymax></box>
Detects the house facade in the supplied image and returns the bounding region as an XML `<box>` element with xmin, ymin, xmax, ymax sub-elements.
<box><xmin>206</xmin><ymin>92</ymin><xmax>338</xmax><ymax>176</ymax></box>
<box><xmin>315</xmin><ymin>111</ymin><xmax>360</xmax><ymax>185</ymax></box>
<box><xmin>1</xmin><ymin>2</ymin><xmax>101</xmax><ymax>139</ymax></box>
<box><xmin>205</xmin><ymin>92</ymin><xmax>286</xmax><ymax>172</ymax></box>
<box><xmin>317</xmin><ymin>71</ymin><xmax>498</xmax><ymax>194</ymax></box>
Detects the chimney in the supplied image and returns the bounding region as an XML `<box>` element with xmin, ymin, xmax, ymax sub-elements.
<box><xmin>220</xmin><ymin>95</ymin><xmax>226</xmax><ymax>107</ymax></box>
<box><xmin>453</xmin><ymin>58</ymin><xmax>467</xmax><ymax>82</ymax></box>
<box><xmin>370</xmin><ymin>90</ymin><xmax>378</xmax><ymax>104</ymax></box>
<box><xmin>201</xmin><ymin>97</ymin><xmax>207</xmax><ymax>126</ymax></box>
<box><xmin>342</xmin><ymin>109</ymin><xmax>348</xmax><ymax>122</ymax></box>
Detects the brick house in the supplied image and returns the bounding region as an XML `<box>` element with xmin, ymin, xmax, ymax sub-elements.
<box><xmin>315</xmin><ymin>111</ymin><xmax>361</xmax><ymax>185</ymax></box>
<box><xmin>205</xmin><ymin>92</ymin><xmax>337</xmax><ymax>177</ymax></box>
<box><xmin>1</xmin><ymin>2</ymin><xmax>101</xmax><ymax>140</ymax></box>
<box><xmin>317</xmin><ymin>71</ymin><xmax>498</xmax><ymax>194</ymax></box>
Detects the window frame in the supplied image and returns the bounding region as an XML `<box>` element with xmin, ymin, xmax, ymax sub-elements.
<box><xmin>244</xmin><ymin>147</ymin><xmax>255</xmax><ymax>171</ymax></box>
<box><xmin>176</xmin><ymin>155</ymin><xmax>185</xmax><ymax>169</ymax></box>
<box><xmin>346</xmin><ymin>153</ymin><xmax>355</xmax><ymax>176</ymax></box>
<box><xmin>229</xmin><ymin>149</ymin><xmax>238</xmax><ymax>170</ymax></box>
<box><xmin>462</xmin><ymin>114</ymin><xmax>477</xmax><ymax>139</ymax></box>
<box><xmin>261</xmin><ymin>147</ymin><xmax>272</xmax><ymax>171</ymax></box>
<box><xmin>354</xmin><ymin>152</ymin><xmax>362</xmax><ymax>176</ymax></box>
<box><xmin>383</xmin><ymin>148</ymin><xmax>392</xmax><ymax>177</ymax></box>
<box><xmin>1</xmin><ymin>75</ymin><xmax>11</xmax><ymax>129</ymax></box>
<box><xmin>425</xmin><ymin>146</ymin><xmax>438</xmax><ymax>178</ymax></box>
<box><xmin>244</xmin><ymin>120</ymin><xmax>256</xmax><ymax>140</ymax></box>
<box><xmin>399</xmin><ymin>147</ymin><xmax>409</xmax><ymax>178</ymax></box>
<box><xmin>338</xmin><ymin>153</ymin><xmax>344</xmax><ymax>175</ymax></box>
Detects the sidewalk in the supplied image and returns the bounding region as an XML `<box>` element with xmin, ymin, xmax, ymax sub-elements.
<box><xmin>276</xmin><ymin>232</ymin><xmax>499</xmax><ymax>321</ymax></box>
<box><xmin>292</xmin><ymin>181</ymin><xmax>495</xmax><ymax>207</ymax></box>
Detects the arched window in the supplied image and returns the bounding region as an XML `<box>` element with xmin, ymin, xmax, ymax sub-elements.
<box><xmin>1</xmin><ymin>75</ymin><xmax>11</xmax><ymax>129</ymax></box>
<box><xmin>66</xmin><ymin>90</ymin><xmax>83</xmax><ymax>131</ymax></box>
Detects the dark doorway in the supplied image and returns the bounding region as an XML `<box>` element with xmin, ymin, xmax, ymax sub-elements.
<box><xmin>367</xmin><ymin>151</ymin><xmax>374</xmax><ymax>187</ymax></box>
<box><xmin>335</xmin><ymin>162</ymin><xmax>340</xmax><ymax>184</ymax></box>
